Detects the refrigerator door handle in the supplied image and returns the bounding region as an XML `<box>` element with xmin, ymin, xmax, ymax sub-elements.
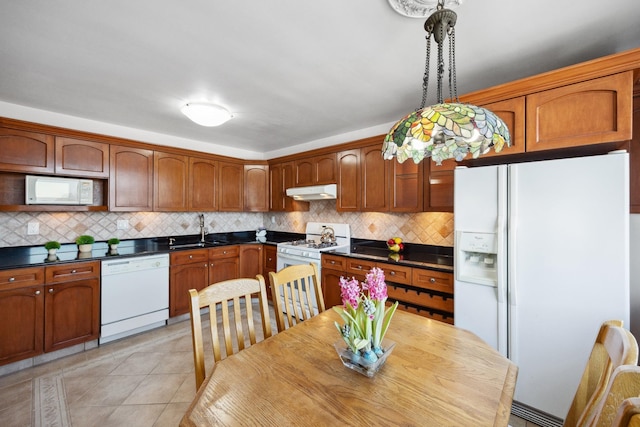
<box><xmin>507</xmin><ymin>165</ymin><xmax>518</xmax><ymax>363</ymax></box>
<box><xmin>496</xmin><ymin>165</ymin><xmax>509</xmax><ymax>357</ymax></box>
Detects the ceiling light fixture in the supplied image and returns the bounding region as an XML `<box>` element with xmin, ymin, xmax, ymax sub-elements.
<box><xmin>382</xmin><ymin>0</ymin><xmax>510</xmax><ymax>165</ymax></box>
<box><xmin>181</xmin><ymin>102</ymin><xmax>233</xmax><ymax>127</ymax></box>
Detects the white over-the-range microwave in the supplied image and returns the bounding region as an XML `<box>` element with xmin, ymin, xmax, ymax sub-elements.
<box><xmin>25</xmin><ymin>175</ymin><xmax>94</xmax><ymax>205</ymax></box>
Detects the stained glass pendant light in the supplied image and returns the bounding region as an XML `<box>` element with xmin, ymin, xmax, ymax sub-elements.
<box><xmin>382</xmin><ymin>0</ymin><xmax>510</xmax><ymax>165</ymax></box>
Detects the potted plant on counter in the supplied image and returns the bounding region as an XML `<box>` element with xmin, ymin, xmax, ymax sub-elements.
<box><xmin>44</xmin><ymin>240</ymin><xmax>61</xmax><ymax>256</ymax></box>
<box><xmin>76</xmin><ymin>235</ymin><xmax>95</xmax><ymax>253</ymax></box>
<box><xmin>107</xmin><ymin>238</ymin><xmax>120</xmax><ymax>251</ymax></box>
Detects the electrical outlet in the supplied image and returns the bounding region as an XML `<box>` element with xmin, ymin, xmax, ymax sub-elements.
<box><xmin>117</xmin><ymin>220</ymin><xmax>129</xmax><ymax>230</ymax></box>
<box><xmin>27</xmin><ymin>222</ymin><xmax>39</xmax><ymax>235</ymax></box>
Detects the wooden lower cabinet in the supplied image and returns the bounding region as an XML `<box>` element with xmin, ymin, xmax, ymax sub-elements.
<box><xmin>209</xmin><ymin>245</ymin><xmax>240</xmax><ymax>283</ymax></box>
<box><xmin>321</xmin><ymin>254</ymin><xmax>454</xmax><ymax>324</ymax></box>
<box><xmin>0</xmin><ymin>284</ymin><xmax>44</xmax><ymax>365</ymax></box>
<box><xmin>169</xmin><ymin>249</ymin><xmax>210</xmax><ymax>317</ymax></box>
<box><xmin>239</xmin><ymin>244</ymin><xmax>263</xmax><ymax>278</ymax></box>
<box><xmin>263</xmin><ymin>245</ymin><xmax>277</xmax><ymax>299</ymax></box>
<box><xmin>0</xmin><ymin>262</ymin><xmax>100</xmax><ymax>366</ymax></box>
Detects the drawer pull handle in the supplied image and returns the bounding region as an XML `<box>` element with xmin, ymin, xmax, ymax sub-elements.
<box><xmin>35</xmin><ymin>290</ymin><xmax>40</xmax><ymax>295</ymax></box>
<box><xmin>49</xmin><ymin>288</ymin><xmax>54</xmax><ymax>293</ymax></box>
<box><xmin>71</xmin><ymin>270</ymin><xmax>77</xmax><ymax>274</ymax></box>
<box><xmin>390</xmin><ymin>271</ymin><xmax>396</xmax><ymax>275</ymax></box>
<box><xmin>189</xmin><ymin>255</ymin><xmax>193</xmax><ymax>259</ymax></box>
<box><xmin>430</xmin><ymin>278</ymin><xmax>436</xmax><ymax>283</ymax></box>
<box><xmin>9</xmin><ymin>277</ymin><xmax>15</xmax><ymax>282</ymax></box>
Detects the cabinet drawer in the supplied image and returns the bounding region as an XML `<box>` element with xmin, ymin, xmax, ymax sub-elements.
<box><xmin>0</xmin><ymin>267</ymin><xmax>44</xmax><ymax>290</ymax></box>
<box><xmin>346</xmin><ymin>258</ymin><xmax>376</xmax><ymax>276</ymax></box>
<box><xmin>170</xmin><ymin>249</ymin><xmax>209</xmax><ymax>265</ymax></box>
<box><xmin>400</xmin><ymin>303</ymin><xmax>454</xmax><ymax>325</ymax></box>
<box><xmin>377</xmin><ymin>262</ymin><xmax>411</xmax><ymax>285</ymax></box>
<box><xmin>45</xmin><ymin>261</ymin><xmax>100</xmax><ymax>284</ymax></box>
<box><xmin>388</xmin><ymin>284</ymin><xmax>453</xmax><ymax>312</ymax></box>
<box><xmin>412</xmin><ymin>268</ymin><xmax>453</xmax><ymax>294</ymax></box>
<box><xmin>209</xmin><ymin>245</ymin><xmax>239</xmax><ymax>259</ymax></box>
<box><xmin>321</xmin><ymin>254</ymin><xmax>347</xmax><ymax>271</ymax></box>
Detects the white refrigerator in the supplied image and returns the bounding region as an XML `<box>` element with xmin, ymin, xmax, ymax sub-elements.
<box><xmin>453</xmin><ymin>152</ymin><xmax>630</xmax><ymax>424</ymax></box>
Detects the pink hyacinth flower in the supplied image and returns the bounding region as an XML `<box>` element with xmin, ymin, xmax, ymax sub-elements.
<box><xmin>339</xmin><ymin>276</ymin><xmax>360</xmax><ymax>308</ymax></box>
<box><xmin>365</xmin><ymin>267</ymin><xmax>387</xmax><ymax>301</ymax></box>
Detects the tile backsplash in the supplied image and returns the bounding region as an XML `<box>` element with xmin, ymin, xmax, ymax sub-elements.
<box><xmin>0</xmin><ymin>201</ymin><xmax>453</xmax><ymax>248</ymax></box>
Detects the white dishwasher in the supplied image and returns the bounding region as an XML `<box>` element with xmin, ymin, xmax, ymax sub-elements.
<box><xmin>100</xmin><ymin>254</ymin><xmax>170</xmax><ymax>344</ymax></box>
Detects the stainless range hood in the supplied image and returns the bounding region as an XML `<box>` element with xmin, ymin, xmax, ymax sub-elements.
<box><xmin>286</xmin><ymin>184</ymin><xmax>337</xmax><ymax>201</ymax></box>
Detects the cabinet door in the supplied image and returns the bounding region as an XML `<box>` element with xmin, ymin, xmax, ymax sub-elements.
<box><xmin>390</xmin><ymin>159</ymin><xmax>424</xmax><ymax>212</ymax></box>
<box><xmin>263</xmin><ymin>245</ymin><xmax>277</xmax><ymax>299</ymax></box>
<box><xmin>0</xmin><ymin>127</ymin><xmax>54</xmax><ymax>173</ymax></box>
<box><xmin>269</xmin><ymin>163</ymin><xmax>286</xmax><ymax>211</ymax></box>
<box><xmin>526</xmin><ymin>71</ymin><xmax>633</xmax><ymax>151</ymax></box>
<box><xmin>244</xmin><ymin>165</ymin><xmax>269</xmax><ymax>212</ymax></box>
<box><xmin>361</xmin><ymin>144</ymin><xmax>389</xmax><ymax>211</ymax></box>
<box><xmin>239</xmin><ymin>244</ymin><xmax>263</xmax><ymax>278</ymax></box>
<box><xmin>336</xmin><ymin>149</ymin><xmax>360</xmax><ymax>212</ymax></box>
<box><xmin>170</xmin><ymin>262</ymin><xmax>209</xmax><ymax>317</ymax></box>
<box><xmin>209</xmin><ymin>245</ymin><xmax>240</xmax><ymax>283</ymax></box>
<box><xmin>154</xmin><ymin>151</ymin><xmax>188</xmax><ymax>211</ymax></box>
<box><xmin>44</xmin><ymin>278</ymin><xmax>100</xmax><ymax>352</ymax></box>
<box><xmin>630</xmin><ymin>94</ymin><xmax>640</xmax><ymax>213</ymax></box>
<box><xmin>315</xmin><ymin>153</ymin><xmax>337</xmax><ymax>184</ymax></box>
<box><xmin>55</xmin><ymin>137</ymin><xmax>109</xmax><ymax>177</ymax></box>
<box><xmin>320</xmin><ymin>268</ymin><xmax>344</xmax><ymax>309</ymax></box>
<box><xmin>189</xmin><ymin>157</ymin><xmax>217</xmax><ymax>211</ymax></box>
<box><xmin>218</xmin><ymin>162</ymin><xmax>243</xmax><ymax>212</ymax></box>
<box><xmin>0</xmin><ymin>285</ymin><xmax>44</xmax><ymax>365</ymax></box>
<box><xmin>110</xmin><ymin>145</ymin><xmax>154</xmax><ymax>211</ymax></box>
<box><xmin>294</xmin><ymin>157</ymin><xmax>315</xmax><ymax>187</ymax></box>
<box><xmin>479</xmin><ymin>97</ymin><xmax>526</xmax><ymax>157</ymax></box>
<box><xmin>424</xmin><ymin>158</ymin><xmax>454</xmax><ymax>212</ymax></box>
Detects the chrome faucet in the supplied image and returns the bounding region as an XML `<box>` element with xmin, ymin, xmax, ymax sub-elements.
<box><xmin>199</xmin><ymin>213</ymin><xmax>207</xmax><ymax>243</ymax></box>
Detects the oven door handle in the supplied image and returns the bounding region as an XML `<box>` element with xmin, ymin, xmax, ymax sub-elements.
<box><xmin>277</xmin><ymin>252</ymin><xmax>321</xmax><ymax>267</ymax></box>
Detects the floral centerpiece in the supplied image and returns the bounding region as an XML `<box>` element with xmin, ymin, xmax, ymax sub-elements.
<box><xmin>333</xmin><ymin>267</ymin><xmax>399</xmax><ymax>374</ymax></box>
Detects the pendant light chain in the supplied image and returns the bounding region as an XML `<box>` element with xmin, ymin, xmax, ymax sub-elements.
<box><xmin>448</xmin><ymin>27</ymin><xmax>458</xmax><ymax>102</ymax></box>
<box><xmin>420</xmin><ymin>34</ymin><xmax>432</xmax><ymax>109</ymax></box>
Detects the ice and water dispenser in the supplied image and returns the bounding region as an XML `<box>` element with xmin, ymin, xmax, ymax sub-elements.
<box><xmin>455</xmin><ymin>231</ymin><xmax>498</xmax><ymax>286</ymax></box>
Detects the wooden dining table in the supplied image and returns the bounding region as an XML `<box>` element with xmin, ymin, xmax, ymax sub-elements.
<box><xmin>180</xmin><ymin>308</ymin><xmax>518</xmax><ymax>426</ymax></box>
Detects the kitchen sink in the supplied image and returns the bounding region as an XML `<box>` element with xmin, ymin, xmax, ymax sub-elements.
<box><xmin>169</xmin><ymin>240</ymin><xmax>228</xmax><ymax>250</ymax></box>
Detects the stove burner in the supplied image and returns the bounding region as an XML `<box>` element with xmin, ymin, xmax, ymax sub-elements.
<box><xmin>288</xmin><ymin>239</ymin><xmax>316</xmax><ymax>246</ymax></box>
<box><xmin>309</xmin><ymin>242</ymin><xmax>337</xmax><ymax>249</ymax></box>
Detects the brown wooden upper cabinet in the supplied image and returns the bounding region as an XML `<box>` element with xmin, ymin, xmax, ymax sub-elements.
<box><xmin>294</xmin><ymin>153</ymin><xmax>336</xmax><ymax>186</ymax></box>
<box><xmin>478</xmin><ymin>97</ymin><xmax>526</xmax><ymax>158</ymax></box>
<box><xmin>390</xmin><ymin>159</ymin><xmax>424</xmax><ymax>212</ymax></box>
<box><xmin>153</xmin><ymin>151</ymin><xmax>188</xmax><ymax>211</ymax></box>
<box><xmin>424</xmin><ymin>159</ymin><xmax>455</xmax><ymax>212</ymax></box>
<box><xmin>244</xmin><ymin>165</ymin><xmax>269</xmax><ymax>212</ymax></box>
<box><xmin>336</xmin><ymin>149</ymin><xmax>360</xmax><ymax>212</ymax></box>
<box><xmin>526</xmin><ymin>71</ymin><xmax>633</xmax><ymax>151</ymax></box>
<box><xmin>218</xmin><ymin>161</ymin><xmax>243</xmax><ymax>212</ymax></box>
<box><xmin>55</xmin><ymin>137</ymin><xmax>109</xmax><ymax>178</ymax></box>
<box><xmin>189</xmin><ymin>157</ymin><xmax>217</xmax><ymax>211</ymax></box>
<box><xmin>109</xmin><ymin>145</ymin><xmax>154</xmax><ymax>211</ymax></box>
<box><xmin>270</xmin><ymin>161</ymin><xmax>309</xmax><ymax>212</ymax></box>
<box><xmin>337</xmin><ymin>144</ymin><xmax>390</xmax><ymax>212</ymax></box>
<box><xmin>0</xmin><ymin>127</ymin><xmax>54</xmax><ymax>174</ymax></box>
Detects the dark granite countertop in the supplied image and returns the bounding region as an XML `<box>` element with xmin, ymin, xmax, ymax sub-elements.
<box><xmin>0</xmin><ymin>230</ymin><xmax>305</xmax><ymax>270</ymax></box>
<box><xmin>340</xmin><ymin>239</ymin><xmax>454</xmax><ymax>272</ymax></box>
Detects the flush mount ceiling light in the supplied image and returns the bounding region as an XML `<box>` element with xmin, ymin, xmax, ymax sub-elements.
<box><xmin>180</xmin><ymin>102</ymin><xmax>233</xmax><ymax>127</ymax></box>
<box><xmin>382</xmin><ymin>0</ymin><xmax>510</xmax><ymax>165</ymax></box>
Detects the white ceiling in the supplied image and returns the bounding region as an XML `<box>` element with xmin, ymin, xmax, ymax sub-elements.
<box><xmin>1</xmin><ymin>0</ymin><xmax>639</xmax><ymax>160</ymax></box>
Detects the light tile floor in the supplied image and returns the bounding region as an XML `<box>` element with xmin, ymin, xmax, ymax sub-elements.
<box><xmin>0</xmin><ymin>306</ymin><xmax>540</xmax><ymax>427</ymax></box>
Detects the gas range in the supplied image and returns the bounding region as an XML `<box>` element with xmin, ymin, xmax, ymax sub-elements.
<box><xmin>277</xmin><ymin>223</ymin><xmax>351</xmax><ymax>262</ymax></box>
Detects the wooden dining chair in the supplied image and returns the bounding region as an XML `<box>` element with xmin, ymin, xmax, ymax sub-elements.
<box><xmin>612</xmin><ymin>397</ymin><xmax>640</xmax><ymax>427</ymax></box>
<box><xmin>563</xmin><ymin>321</ymin><xmax>638</xmax><ymax>427</ymax></box>
<box><xmin>268</xmin><ymin>263</ymin><xmax>325</xmax><ymax>332</ymax></box>
<box><xmin>587</xmin><ymin>364</ymin><xmax>640</xmax><ymax>427</ymax></box>
<box><xmin>188</xmin><ymin>275</ymin><xmax>273</xmax><ymax>390</ymax></box>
